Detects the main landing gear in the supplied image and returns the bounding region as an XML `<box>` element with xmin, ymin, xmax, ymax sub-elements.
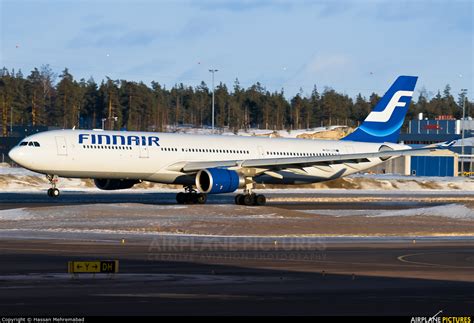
<box><xmin>176</xmin><ymin>186</ymin><xmax>207</xmax><ymax>204</ymax></box>
<box><xmin>235</xmin><ymin>180</ymin><xmax>266</xmax><ymax>206</ymax></box>
<box><xmin>234</xmin><ymin>193</ymin><xmax>266</xmax><ymax>206</ymax></box>
<box><xmin>46</xmin><ymin>174</ymin><xmax>60</xmax><ymax>198</ymax></box>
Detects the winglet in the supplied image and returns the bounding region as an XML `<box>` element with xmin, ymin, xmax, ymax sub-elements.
<box><xmin>437</xmin><ymin>140</ymin><xmax>456</xmax><ymax>149</ymax></box>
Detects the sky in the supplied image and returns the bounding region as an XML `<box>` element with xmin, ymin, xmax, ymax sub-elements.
<box><xmin>1</xmin><ymin>0</ymin><xmax>473</xmax><ymax>100</ymax></box>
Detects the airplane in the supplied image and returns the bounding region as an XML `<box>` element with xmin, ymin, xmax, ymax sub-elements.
<box><xmin>8</xmin><ymin>75</ymin><xmax>432</xmax><ymax>206</ymax></box>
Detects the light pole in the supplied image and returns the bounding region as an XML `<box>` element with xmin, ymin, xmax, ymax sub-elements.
<box><xmin>209</xmin><ymin>69</ymin><xmax>218</xmax><ymax>133</ymax></box>
<box><xmin>111</xmin><ymin>116</ymin><xmax>118</xmax><ymax>130</ymax></box>
<box><xmin>102</xmin><ymin>116</ymin><xmax>118</xmax><ymax>130</ymax></box>
<box><xmin>461</xmin><ymin>89</ymin><xmax>468</xmax><ymax>175</ymax></box>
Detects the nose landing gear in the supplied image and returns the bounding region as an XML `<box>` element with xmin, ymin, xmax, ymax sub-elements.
<box><xmin>46</xmin><ymin>174</ymin><xmax>60</xmax><ymax>198</ymax></box>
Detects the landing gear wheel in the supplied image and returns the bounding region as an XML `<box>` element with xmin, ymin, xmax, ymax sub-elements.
<box><xmin>255</xmin><ymin>194</ymin><xmax>266</xmax><ymax>206</ymax></box>
<box><xmin>52</xmin><ymin>188</ymin><xmax>60</xmax><ymax>197</ymax></box>
<box><xmin>236</xmin><ymin>194</ymin><xmax>245</xmax><ymax>205</ymax></box>
<box><xmin>244</xmin><ymin>194</ymin><xmax>256</xmax><ymax>206</ymax></box>
<box><xmin>176</xmin><ymin>189</ymin><xmax>207</xmax><ymax>205</ymax></box>
<box><xmin>47</xmin><ymin>188</ymin><xmax>60</xmax><ymax>198</ymax></box>
<box><xmin>46</xmin><ymin>174</ymin><xmax>60</xmax><ymax>198</ymax></box>
<box><xmin>235</xmin><ymin>193</ymin><xmax>266</xmax><ymax>206</ymax></box>
<box><xmin>235</xmin><ymin>194</ymin><xmax>243</xmax><ymax>205</ymax></box>
<box><xmin>196</xmin><ymin>193</ymin><xmax>207</xmax><ymax>204</ymax></box>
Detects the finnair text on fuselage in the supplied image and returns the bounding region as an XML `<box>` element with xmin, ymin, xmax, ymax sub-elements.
<box><xmin>78</xmin><ymin>133</ymin><xmax>160</xmax><ymax>146</ymax></box>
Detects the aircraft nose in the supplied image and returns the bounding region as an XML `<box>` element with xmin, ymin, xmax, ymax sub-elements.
<box><xmin>8</xmin><ymin>147</ymin><xmax>22</xmax><ymax>165</ymax></box>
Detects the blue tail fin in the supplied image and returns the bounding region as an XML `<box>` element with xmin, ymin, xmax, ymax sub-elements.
<box><xmin>342</xmin><ymin>75</ymin><xmax>418</xmax><ymax>143</ymax></box>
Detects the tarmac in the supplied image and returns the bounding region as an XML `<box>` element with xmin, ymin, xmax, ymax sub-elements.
<box><xmin>0</xmin><ymin>191</ymin><xmax>473</xmax><ymax>315</ymax></box>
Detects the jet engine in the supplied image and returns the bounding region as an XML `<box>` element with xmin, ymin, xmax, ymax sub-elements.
<box><xmin>195</xmin><ymin>168</ymin><xmax>245</xmax><ymax>194</ymax></box>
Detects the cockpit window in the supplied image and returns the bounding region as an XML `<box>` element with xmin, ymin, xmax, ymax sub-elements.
<box><xmin>20</xmin><ymin>141</ymin><xmax>40</xmax><ymax>147</ymax></box>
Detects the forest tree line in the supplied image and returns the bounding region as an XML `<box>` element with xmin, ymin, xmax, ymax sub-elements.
<box><xmin>0</xmin><ymin>65</ymin><xmax>471</xmax><ymax>137</ymax></box>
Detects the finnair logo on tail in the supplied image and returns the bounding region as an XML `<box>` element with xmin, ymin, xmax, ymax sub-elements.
<box><xmin>364</xmin><ymin>90</ymin><xmax>413</xmax><ymax>123</ymax></box>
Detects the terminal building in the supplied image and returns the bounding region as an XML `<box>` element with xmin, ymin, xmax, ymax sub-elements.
<box><xmin>400</xmin><ymin>114</ymin><xmax>474</xmax><ymax>152</ymax></box>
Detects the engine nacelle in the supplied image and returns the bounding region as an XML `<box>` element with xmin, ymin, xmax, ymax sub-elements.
<box><xmin>195</xmin><ymin>168</ymin><xmax>244</xmax><ymax>194</ymax></box>
<box><xmin>94</xmin><ymin>179</ymin><xmax>139</xmax><ymax>190</ymax></box>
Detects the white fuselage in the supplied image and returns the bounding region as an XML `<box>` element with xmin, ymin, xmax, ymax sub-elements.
<box><xmin>9</xmin><ymin>129</ymin><xmax>408</xmax><ymax>185</ymax></box>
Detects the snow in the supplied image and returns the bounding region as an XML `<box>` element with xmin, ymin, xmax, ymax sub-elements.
<box><xmin>0</xmin><ymin>208</ymin><xmax>35</xmax><ymax>220</ymax></box>
<box><xmin>301</xmin><ymin>204</ymin><xmax>474</xmax><ymax>220</ymax></box>
<box><xmin>0</xmin><ymin>166</ymin><xmax>38</xmax><ymax>176</ymax></box>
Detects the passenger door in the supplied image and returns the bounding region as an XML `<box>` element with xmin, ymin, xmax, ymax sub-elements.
<box><xmin>55</xmin><ymin>137</ymin><xmax>68</xmax><ymax>156</ymax></box>
<box><xmin>257</xmin><ymin>146</ymin><xmax>265</xmax><ymax>158</ymax></box>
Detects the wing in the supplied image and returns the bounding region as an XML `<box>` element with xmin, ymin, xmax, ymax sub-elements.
<box><xmin>169</xmin><ymin>147</ymin><xmax>437</xmax><ymax>173</ymax></box>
